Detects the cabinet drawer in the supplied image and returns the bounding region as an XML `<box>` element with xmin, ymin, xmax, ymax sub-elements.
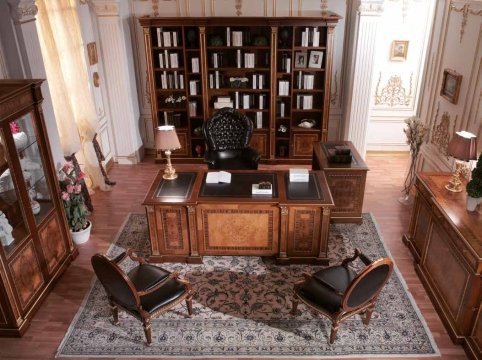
<box><xmin>39</xmin><ymin>215</ymin><xmax>67</xmax><ymax>275</ymax></box>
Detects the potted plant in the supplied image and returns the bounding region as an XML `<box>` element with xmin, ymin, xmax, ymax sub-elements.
<box><xmin>466</xmin><ymin>153</ymin><xmax>482</xmax><ymax>212</ymax></box>
<box><xmin>59</xmin><ymin>161</ymin><xmax>91</xmax><ymax>244</ymax></box>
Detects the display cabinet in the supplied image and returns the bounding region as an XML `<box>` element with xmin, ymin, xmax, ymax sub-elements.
<box><xmin>403</xmin><ymin>172</ymin><xmax>482</xmax><ymax>360</ymax></box>
<box><xmin>0</xmin><ymin>79</ymin><xmax>76</xmax><ymax>336</ymax></box>
<box><xmin>139</xmin><ymin>15</ymin><xmax>341</xmax><ymax>163</ymax></box>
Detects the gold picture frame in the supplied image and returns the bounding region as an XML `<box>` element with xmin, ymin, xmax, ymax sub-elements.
<box><xmin>440</xmin><ymin>69</ymin><xmax>462</xmax><ymax>104</ymax></box>
<box><xmin>390</xmin><ymin>40</ymin><xmax>409</xmax><ymax>61</ymax></box>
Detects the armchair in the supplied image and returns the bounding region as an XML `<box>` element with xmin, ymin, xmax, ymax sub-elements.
<box><xmin>291</xmin><ymin>248</ymin><xmax>393</xmax><ymax>344</ymax></box>
<box><xmin>91</xmin><ymin>248</ymin><xmax>193</xmax><ymax>345</ymax></box>
<box><xmin>202</xmin><ymin>108</ymin><xmax>261</xmax><ymax>169</ymax></box>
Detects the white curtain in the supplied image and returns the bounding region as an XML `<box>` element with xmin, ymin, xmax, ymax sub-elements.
<box><xmin>36</xmin><ymin>0</ymin><xmax>109</xmax><ymax>191</ymax></box>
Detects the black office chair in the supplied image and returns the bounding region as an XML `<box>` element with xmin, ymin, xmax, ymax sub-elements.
<box><xmin>91</xmin><ymin>248</ymin><xmax>193</xmax><ymax>345</ymax></box>
<box><xmin>202</xmin><ymin>108</ymin><xmax>260</xmax><ymax>169</ymax></box>
<box><xmin>291</xmin><ymin>248</ymin><xmax>393</xmax><ymax>344</ymax></box>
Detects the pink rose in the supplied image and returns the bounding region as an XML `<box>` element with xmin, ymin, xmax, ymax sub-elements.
<box><xmin>66</xmin><ymin>184</ymin><xmax>74</xmax><ymax>194</ymax></box>
<box><xmin>61</xmin><ymin>192</ymin><xmax>70</xmax><ymax>201</ymax></box>
<box><xmin>74</xmin><ymin>184</ymin><xmax>81</xmax><ymax>194</ymax></box>
<box><xmin>77</xmin><ymin>171</ymin><xmax>86</xmax><ymax>180</ymax></box>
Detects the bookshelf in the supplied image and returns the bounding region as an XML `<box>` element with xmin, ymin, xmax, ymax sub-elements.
<box><xmin>140</xmin><ymin>15</ymin><xmax>341</xmax><ymax>163</ymax></box>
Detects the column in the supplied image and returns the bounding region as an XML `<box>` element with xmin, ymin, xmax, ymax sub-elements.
<box><xmin>91</xmin><ymin>0</ymin><xmax>142</xmax><ymax>165</ymax></box>
<box><xmin>342</xmin><ymin>0</ymin><xmax>383</xmax><ymax>158</ymax></box>
<box><xmin>4</xmin><ymin>0</ymin><xmax>64</xmax><ymax>167</ymax></box>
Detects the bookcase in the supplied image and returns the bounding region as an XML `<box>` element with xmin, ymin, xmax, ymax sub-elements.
<box><xmin>140</xmin><ymin>15</ymin><xmax>341</xmax><ymax>163</ymax></box>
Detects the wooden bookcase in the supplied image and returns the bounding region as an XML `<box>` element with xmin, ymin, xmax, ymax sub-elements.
<box><xmin>0</xmin><ymin>80</ymin><xmax>77</xmax><ymax>336</ymax></box>
<box><xmin>139</xmin><ymin>15</ymin><xmax>341</xmax><ymax>163</ymax></box>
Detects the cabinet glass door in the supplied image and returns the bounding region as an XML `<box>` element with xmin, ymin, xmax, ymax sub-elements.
<box><xmin>13</xmin><ymin>113</ymin><xmax>55</xmax><ymax>225</ymax></box>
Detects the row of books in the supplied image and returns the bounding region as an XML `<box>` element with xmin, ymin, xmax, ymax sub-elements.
<box><xmin>189</xmin><ymin>80</ymin><xmax>201</xmax><ymax>95</ymax></box>
<box><xmin>277</xmin><ymin>100</ymin><xmax>287</xmax><ymax>117</ymax></box>
<box><xmin>158</xmin><ymin>51</ymin><xmax>180</xmax><ymax>69</ymax></box>
<box><xmin>191</xmin><ymin>58</ymin><xmax>200</xmax><ymax>73</ymax></box>
<box><xmin>188</xmin><ymin>101</ymin><xmax>198</xmax><ymax>117</ymax></box>
<box><xmin>300</xmin><ymin>27</ymin><xmax>320</xmax><ymax>47</ymax></box>
<box><xmin>160</xmin><ymin>71</ymin><xmax>184</xmax><ymax>90</ymax></box>
<box><xmin>296</xmin><ymin>72</ymin><xmax>315</xmax><ymax>90</ymax></box>
<box><xmin>279</xmin><ymin>54</ymin><xmax>292</xmax><ymax>73</ymax></box>
<box><xmin>156</xmin><ymin>29</ymin><xmax>180</xmax><ymax>47</ymax></box>
<box><xmin>296</xmin><ymin>94</ymin><xmax>314</xmax><ymax>109</ymax></box>
<box><xmin>278</xmin><ymin>80</ymin><xmax>290</xmax><ymax>96</ymax></box>
<box><xmin>226</xmin><ymin>29</ymin><xmax>244</xmax><ymax>46</ymax></box>
<box><xmin>213</xmin><ymin>94</ymin><xmax>267</xmax><ymax>110</ymax></box>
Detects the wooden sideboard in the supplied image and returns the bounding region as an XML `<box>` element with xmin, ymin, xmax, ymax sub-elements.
<box><xmin>403</xmin><ymin>172</ymin><xmax>482</xmax><ymax>360</ymax></box>
<box><xmin>311</xmin><ymin>141</ymin><xmax>368</xmax><ymax>223</ymax></box>
<box><xmin>143</xmin><ymin>169</ymin><xmax>334</xmax><ymax>264</ymax></box>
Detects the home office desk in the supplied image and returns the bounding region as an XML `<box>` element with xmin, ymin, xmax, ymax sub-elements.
<box><xmin>143</xmin><ymin>170</ymin><xmax>334</xmax><ymax>264</ymax></box>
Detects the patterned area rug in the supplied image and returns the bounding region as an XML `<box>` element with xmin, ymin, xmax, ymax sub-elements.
<box><xmin>57</xmin><ymin>213</ymin><xmax>439</xmax><ymax>358</ymax></box>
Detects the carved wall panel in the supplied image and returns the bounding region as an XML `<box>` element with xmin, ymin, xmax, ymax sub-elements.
<box><xmin>374</xmin><ymin>73</ymin><xmax>413</xmax><ymax>107</ymax></box>
<box><xmin>39</xmin><ymin>215</ymin><xmax>67</xmax><ymax>275</ymax></box>
<box><xmin>9</xmin><ymin>241</ymin><xmax>44</xmax><ymax>309</ymax></box>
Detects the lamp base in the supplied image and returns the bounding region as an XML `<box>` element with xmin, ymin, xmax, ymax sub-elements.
<box><xmin>445</xmin><ymin>162</ymin><xmax>464</xmax><ymax>192</ymax></box>
<box><xmin>445</xmin><ymin>182</ymin><xmax>463</xmax><ymax>192</ymax></box>
<box><xmin>163</xmin><ymin>171</ymin><xmax>178</xmax><ymax>180</ymax></box>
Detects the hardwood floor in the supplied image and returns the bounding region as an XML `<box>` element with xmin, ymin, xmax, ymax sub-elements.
<box><xmin>0</xmin><ymin>153</ymin><xmax>469</xmax><ymax>359</ymax></box>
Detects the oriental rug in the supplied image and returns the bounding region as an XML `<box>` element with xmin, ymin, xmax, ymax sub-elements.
<box><xmin>57</xmin><ymin>213</ymin><xmax>439</xmax><ymax>358</ymax></box>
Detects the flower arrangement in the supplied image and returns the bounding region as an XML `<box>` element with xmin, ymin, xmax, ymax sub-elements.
<box><xmin>229</xmin><ymin>77</ymin><xmax>249</xmax><ymax>88</ymax></box>
<box><xmin>467</xmin><ymin>153</ymin><xmax>482</xmax><ymax>198</ymax></box>
<box><xmin>59</xmin><ymin>162</ymin><xmax>89</xmax><ymax>232</ymax></box>
<box><xmin>9</xmin><ymin>121</ymin><xmax>21</xmax><ymax>134</ymax></box>
<box><xmin>401</xmin><ymin>116</ymin><xmax>429</xmax><ymax>203</ymax></box>
<box><xmin>165</xmin><ymin>95</ymin><xmax>186</xmax><ymax>106</ymax></box>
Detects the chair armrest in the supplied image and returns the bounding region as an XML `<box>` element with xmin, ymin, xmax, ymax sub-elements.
<box><xmin>137</xmin><ymin>271</ymin><xmax>179</xmax><ymax>297</ymax></box>
<box><xmin>112</xmin><ymin>251</ymin><xmax>128</xmax><ymax>264</ymax></box>
<box><xmin>341</xmin><ymin>248</ymin><xmax>372</xmax><ymax>267</ymax></box>
<box><xmin>242</xmin><ymin>147</ymin><xmax>261</xmax><ymax>168</ymax></box>
<box><xmin>126</xmin><ymin>248</ymin><xmax>147</xmax><ymax>264</ymax></box>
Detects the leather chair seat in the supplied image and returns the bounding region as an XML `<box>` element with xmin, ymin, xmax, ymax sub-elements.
<box><xmin>128</xmin><ymin>264</ymin><xmax>170</xmax><ymax>291</ymax></box>
<box><xmin>136</xmin><ymin>278</ymin><xmax>187</xmax><ymax>314</ymax></box>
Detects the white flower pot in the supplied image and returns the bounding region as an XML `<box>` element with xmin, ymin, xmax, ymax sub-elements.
<box><xmin>466</xmin><ymin>196</ymin><xmax>481</xmax><ymax>212</ymax></box>
<box><xmin>13</xmin><ymin>132</ymin><xmax>28</xmax><ymax>151</ymax></box>
<box><xmin>70</xmin><ymin>221</ymin><xmax>92</xmax><ymax>245</ymax></box>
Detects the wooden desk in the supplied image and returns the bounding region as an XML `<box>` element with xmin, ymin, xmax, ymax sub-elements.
<box><xmin>143</xmin><ymin>170</ymin><xmax>334</xmax><ymax>264</ymax></box>
<box><xmin>312</xmin><ymin>141</ymin><xmax>368</xmax><ymax>223</ymax></box>
<box><xmin>403</xmin><ymin>173</ymin><xmax>482</xmax><ymax>360</ymax></box>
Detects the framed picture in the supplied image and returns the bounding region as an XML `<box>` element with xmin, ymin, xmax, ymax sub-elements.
<box><xmin>308</xmin><ymin>50</ymin><xmax>323</xmax><ymax>68</ymax></box>
<box><xmin>294</xmin><ymin>51</ymin><xmax>307</xmax><ymax>68</ymax></box>
<box><xmin>390</xmin><ymin>40</ymin><xmax>409</xmax><ymax>61</ymax></box>
<box><xmin>440</xmin><ymin>69</ymin><xmax>462</xmax><ymax>104</ymax></box>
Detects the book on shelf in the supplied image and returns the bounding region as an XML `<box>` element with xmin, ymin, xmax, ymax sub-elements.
<box><xmin>188</xmin><ymin>101</ymin><xmax>197</xmax><ymax>116</ymax></box>
<box><xmin>236</xmin><ymin>49</ymin><xmax>242</xmax><ymax>68</ymax></box>
<box><xmin>214</xmin><ymin>96</ymin><xmax>233</xmax><ymax>109</ymax></box>
<box><xmin>156</xmin><ymin>28</ymin><xmax>162</xmax><ymax>47</ymax></box>
<box><xmin>232</xmin><ymin>31</ymin><xmax>243</xmax><ymax>46</ymax></box>
<box><xmin>258</xmin><ymin>94</ymin><xmax>265</xmax><ymax>109</ymax></box>
<box><xmin>163</xmin><ymin>32</ymin><xmax>171</xmax><ymax>47</ymax></box>
<box><xmin>163</xmin><ymin>50</ymin><xmax>170</xmax><ymax>68</ymax></box>
<box><xmin>244</xmin><ymin>53</ymin><xmax>255</xmax><ymax>68</ymax></box>
<box><xmin>169</xmin><ymin>53</ymin><xmax>179</xmax><ymax>68</ymax></box>
<box><xmin>296</xmin><ymin>94</ymin><xmax>313</xmax><ymax>109</ymax></box>
<box><xmin>277</xmin><ymin>100</ymin><xmax>286</xmax><ymax>117</ymax></box>
<box><xmin>226</xmin><ymin>27</ymin><xmax>231</xmax><ymax>47</ymax></box>
<box><xmin>256</xmin><ymin>112</ymin><xmax>263</xmax><ymax>128</ymax></box>
<box><xmin>189</xmin><ymin>80</ymin><xmax>200</xmax><ymax>95</ymax></box>
<box><xmin>234</xmin><ymin>91</ymin><xmax>239</xmax><ymax>109</ymax></box>
<box><xmin>242</xmin><ymin>94</ymin><xmax>250</xmax><ymax>109</ymax></box>
<box><xmin>278</xmin><ymin>80</ymin><xmax>290</xmax><ymax>96</ymax></box>
<box><xmin>191</xmin><ymin>57</ymin><xmax>199</xmax><ymax>73</ymax></box>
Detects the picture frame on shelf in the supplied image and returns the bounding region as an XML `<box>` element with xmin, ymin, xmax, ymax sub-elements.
<box><xmin>440</xmin><ymin>69</ymin><xmax>462</xmax><ymax>104</ymax></box>
<box><xmin>390</xmin><ymin>40</ymin><xmax>408</xmax><ymax>61</ymax></box>
<box><xmin>294</xmin><ymin>51</ymin><xmax>307</xmax><ymax>68</ymax></box>
<box><xmin>308</xmin><ymin>50</ymin><xmax>323</xmax><ymax>68</ymax></box>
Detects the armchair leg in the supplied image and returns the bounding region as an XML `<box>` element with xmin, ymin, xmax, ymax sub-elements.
<box><xmin>363</xmin><ymin>304</ymin><xmax>375</xmax><ymax>325</ymax></box>
<box><xmin>143</xmin><ymin>319</ymin><xmax>152</xmax><ymax>346</ymax></box>
<box><xmin>290</xmin><ymin>296</ymin><xmax>299</xmax><ymax>315</ymax></box>
<box><xmin>329</xmin><ymin>318</ymin><xmax>340</xmax><ymax>345</ymax></box>
<box><xmin>186</xmin><ymin>295</ymin><xmax>193</xmax><ymax>317</ymax></box>
<box><xmin>109</xmin><ymin>301</ymin><xmax>119</xmax><ymax>325</ymax></box>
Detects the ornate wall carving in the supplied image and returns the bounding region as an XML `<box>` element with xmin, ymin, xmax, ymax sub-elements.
<box><xmin>430</xmin><ymin>111</ymin><xmax>454</xmax><ymax>156</ymax></box>
<box><xmin>449</xmin><ymin>1</ymin><xmax>482</xmax><ymax>43</ymax></box>
<box><xmin>374</xmin><ymin>73</ymin><xmax>413</xmax><ymax>107</ymax></box>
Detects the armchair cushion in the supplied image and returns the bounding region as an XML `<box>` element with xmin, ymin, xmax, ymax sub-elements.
<box><xmin>127</xmin><ymin>264</ymin><xmax>171</xmax><ymax>292</ymax></box>
<box><xmin>136</xmin><ymin>279</ymin><xmax>187</xmax><ymax>314</ymax></box>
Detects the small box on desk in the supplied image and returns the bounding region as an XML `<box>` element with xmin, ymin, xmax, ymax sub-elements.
<box><xmin>289</xmin><ymin>168</ymin><xmax>309</xmax><ymax>182</ymax></box>
<box><xmin>334</xmin><ymin>146</ymin><xmax>351</xmax><ymax>155</ymax></box>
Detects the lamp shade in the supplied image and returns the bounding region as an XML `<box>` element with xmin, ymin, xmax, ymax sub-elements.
<box><xmin>156</xmin><ymin>125</ymin><xmax>181</xmax><ymax>151</ymax></box>
<box><xmin>447</xmin><ymin>131</ymin><xmax>477</xmax><ymax>161</ymax></box>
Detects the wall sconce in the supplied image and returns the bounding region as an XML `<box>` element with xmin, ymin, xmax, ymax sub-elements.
<box><xmin>156</xmin><ymin>125</ymin><xmax>181</xmax><ymax>180</ymax></box>
<box><xmin>445</xmin><ymin>131</ymin><xmax>477</xmax><ymax>192</ymax></box>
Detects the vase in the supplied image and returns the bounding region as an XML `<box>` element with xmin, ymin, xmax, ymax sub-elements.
<box><xmin>399</xmin><ymin>150</ymin><xmax>419</xmax><ymax>206</ymax></box>
<box><xmin>70</xmin><ymin>221</ymin><xmax>92</xmax><ymax>245</ymax></box>
<box><xmin>466</xmin><ymin>196</ymin><xmax>481</xmax><ymax>212</ymax></box>
<box><xmin>13</xmin><ymin>132</ymin><xmax>28</xmax><ymax>151</ymax></box>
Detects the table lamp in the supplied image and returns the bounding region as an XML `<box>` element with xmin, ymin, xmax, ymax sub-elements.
<box><xmin>156</xmin><ymin>125</ymin><xmax>181</xmax><ymax>180</ymax></box>
<box><xmin>445</xmin><ymin>130</ymin><xmax>477</xmax><ymax>192</ymax></box>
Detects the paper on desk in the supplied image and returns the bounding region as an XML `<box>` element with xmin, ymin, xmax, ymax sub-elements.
<box><xmin>206</xmin><ymin>171</ymin><xmax>231</xmax><ymax>184</ymax></box>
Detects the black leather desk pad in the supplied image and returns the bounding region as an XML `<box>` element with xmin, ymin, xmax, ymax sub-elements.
<box><xmin>199</xmin><ymin>172</ymin><xmax>278</xmax><ymax>198</ymax></box>
<box><xmin>155</xmin><ymin>172</ymin><xmax>197</xmax><ymax>199</ymax></box>
<box><xmin>285</xmin><ymin>173</ymin><xmax>323</xmax><ymax>200</ymax></box>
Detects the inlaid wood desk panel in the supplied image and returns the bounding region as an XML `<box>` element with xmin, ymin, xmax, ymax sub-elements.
<box><xmin>143</xmin><ymin>170</ymin><xmax>334</xmax><ymax>264</ymax></box>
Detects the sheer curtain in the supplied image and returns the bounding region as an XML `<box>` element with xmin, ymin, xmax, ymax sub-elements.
<box><xmin>36</xmin><ymin>0</ymin><xmax>109</xmax><ymax>191</ymax></box>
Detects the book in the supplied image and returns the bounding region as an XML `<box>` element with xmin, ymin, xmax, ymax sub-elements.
<box><xmin>206</xmin><ymin>171</ymin><xmax>231</xmax><ymax>184</ymax></box>
<box><xmin>252</xmin><ymin>184</ymin><xmax>272</xmax><ymax>195</ymax></box>
<box><xmin>289</xmin><ymin>168</ymin><xmax>309</xmax><ymax>182</ymax></box>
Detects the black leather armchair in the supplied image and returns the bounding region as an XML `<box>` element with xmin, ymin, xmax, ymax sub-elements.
<box><xmin>91</xmin><ymin>248</ymin><xmax>193</xmax><ymax>345</ymax></box>
<box><xmin>291</xmin><ymin>248</ymin><xmax>393</xmax><ymax>344</ymax></box>
<box><xmin>202</xmin><ymin>108</ymin><xmax>261</xmax><ymax>169</ymax></box>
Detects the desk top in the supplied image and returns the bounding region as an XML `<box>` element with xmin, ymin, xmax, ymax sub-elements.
<box><xmin>313</xmin><ymin>140</ymin><xmax>369</xmax><ymax>170</ymax></box>
<box><xmin>143</xmin><ymin>169</ymin><xmax>334</xmax><ymax>207</ymax></box>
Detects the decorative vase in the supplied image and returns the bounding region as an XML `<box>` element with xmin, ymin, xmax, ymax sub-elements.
<box><xmin>466</xmin><ymin>196</ymin><xmax>481</xmax><ymax>212</ymax></box>
<box><xmin>13</xmin><ymin>132</ymin><xmax>28</xmax><ymax>151</ymax></box>
<box><xmin>70</xmin><ymin>221</ymin><xmax>92</xmax><ymax>245</ymax></box>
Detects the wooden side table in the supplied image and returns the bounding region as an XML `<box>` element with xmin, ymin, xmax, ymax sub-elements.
<box><xmin>312</xmin><ymin>141</ymin><xmax>368</xmax><ymax>223</ymax></box>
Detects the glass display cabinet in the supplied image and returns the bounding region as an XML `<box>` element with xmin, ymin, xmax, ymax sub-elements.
<box><xmin>0</xmin><ymin>79</ymin><xmax>76</xmax><ymax>336</ymax></box>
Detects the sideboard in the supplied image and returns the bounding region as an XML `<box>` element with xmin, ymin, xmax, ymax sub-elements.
<box><xmin>403</xmin><ymin>172</ymin><xmax>482</xmax><ymax>360</ymax></box>
<box><xmin>143</xmin><ymin>169</ymin><xmax>334</xmax><ymax>264</ymax></box>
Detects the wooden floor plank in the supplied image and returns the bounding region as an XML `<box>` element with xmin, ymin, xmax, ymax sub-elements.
<box><xmin>0</xmin><ymin>153</ymin><xmax>469</xmax><ymax>359</ymax></box>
